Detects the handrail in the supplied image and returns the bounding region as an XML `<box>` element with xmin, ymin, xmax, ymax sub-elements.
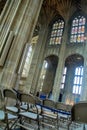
<box><xmin>37</xmin><ymin>102</ymin><xmax>71</xmax><ymax>115</ymax></box>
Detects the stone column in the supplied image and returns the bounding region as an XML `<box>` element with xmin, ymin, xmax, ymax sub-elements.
<box><xmin>80</xmin><ymin>51</ymin><xmax>87</xmax><ymax>100</ymax></box>
<box><xmin>0</xmin><ymin>0</ymin><xmax>21</xmax><ymax>54</ymax></box>
<box><xmin>0</xmin><ymin>0</ymin><xmax>43</xmax><ymax>88</ymax></box>
<box><xmin>0</xmin><ymin>0</ymin><xmax>10</xmax><ymax>24</ymax></box>
<box><xmin>52</xmin><ymin>21</ymin><xmax>69</xmax><ymax>101</ymax></box>
<box><xmin>80</xmin><ymin>32</ymin><xmax>87</xmax><ymax>100</ymax></box>
<box><xmin>0</xmin><ymin>0</ymin><xmax>14</xmax><ymax>30</ymax></box>
<box><xmin>25</xmin><ymin>24</ymin><xmax>48</xmax><ymax>94</ymax></box>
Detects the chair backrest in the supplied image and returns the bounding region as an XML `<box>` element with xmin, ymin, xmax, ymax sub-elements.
<box><xmin>71</xmin><ymin>102</ymin><xmax>87</xmax><ymax>124</ymax></box>
<box><xmin>0</xmin><ymin>89</ymin><xmax>3</xmax><ymax>99</ymax></box>
<box><xmin>34</xmin><ymin>96</ymin><xmax>41</xmax><ymax>104</ymax></box>
<box><xmin>56</xmin><ymin>102</ymin><xmax>68</xmax><ymax>111</ymax></box>
<box><xmin>3</xmin><ymin>89</ymin><xmax>17</xmax><ymax>99</ymax></box>
<box><xmin>20</xmin><ymin>93</ymin><xmax>36</xmax><ymax>105</ymax></box>
<box><xmin>3</xmin><ymin>89</ymin><xmax>18</xmax><ymax>106</ymax></box>
<box><xmin>0</xmin><ymin>89</ymin><xmax>6</xmax><ymax>116</ymax></box>
<box><xmin>43</xmin><ymin>99</ymin><xmax>56</xmax><ymax>109</ymax></box>
<box><xmin>0</xmin><ymin>89</ymin><xmax>4</xmax><ymax>109</ymax></box>
<box><xmin>0</xmin><ymin>90</ymin><xmax>6</xmax><ymax>122</ymax></box>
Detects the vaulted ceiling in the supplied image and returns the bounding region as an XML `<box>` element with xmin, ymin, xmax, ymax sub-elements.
<box><xmin>0</xmin><ymin>0</ymin><xmax>83</xmax><ymax>18</ymax></box>
<box><xmin>42</xmin><ymin>0</ymin><xmax>81</xmax><ymax>21</ymax></box>
<box><xmin>0</xmin><ymin>0</ymin><xmax>7</xmax><ymax>14</ymax></box>
<box><xmin>0</xmin><ymin>0</ymin><xmax>85</xmax><ymax>66</ymax></box>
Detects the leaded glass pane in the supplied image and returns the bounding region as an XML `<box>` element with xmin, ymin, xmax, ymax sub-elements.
<box><xmin>70</xmin><ymin>16</ymin><xmax>86</xmax><ymax>43</ymax></box>
<box><xmin>80</xmin><ymin>77</ymin><xmax>82</xmax><ymax>85</ymax></box>
<box><xmin>79</xmin><ymin>86</ymin><xmax>81</xmax><ymax>94</ymax></box>
<box><xmin>61</xmin><ymin>84</ymin><xmax>64</xmax><ymax>89</ymax></box>
<box><xmin>49</xmin><ymin>19</ymin><xmax>64</xmax><ymax>45</ymax></box>
<box><xmin>73</xmin><ymin>66</ymin><xmax>83</xmax><ymax>95</ymax></box>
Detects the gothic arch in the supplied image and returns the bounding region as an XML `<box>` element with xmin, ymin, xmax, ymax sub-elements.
<box><xmin>39</xmin><ymin>55</ymin><xmax>58</xmax><ymax>96</ymax></box>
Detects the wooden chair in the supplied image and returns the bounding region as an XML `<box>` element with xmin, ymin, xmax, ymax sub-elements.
<box><xmin>16</xmin><ymin>93</ymin><xmax>41</xmax><ymax>130</ymax></box>
<box><xmin>55</xmin><ymin>102</ymin><xmax>72</xmax><ymax>126</ymax></box>
<box><xmin>41</xmin><ymin>99</ymin><xmax>59</xmax><ymax>129</ymax></box>
<box><xmin>0</xmin><ymin>89</ymin><xmax>9</xmax><ymax>130</ymax></box>
<box><xmin>32</xmin><ymin>95</ymin><xmax>42</xmax><ymax>114</ymax></box>
<box><xmin>20</xmin><ymin>93</ymin><xmax>42</xmax><ymax>113</ymax></box>
<box><xmin>3</xmin><ymin>88</ymin><xmax>19</xmax><ymax>129</ymax></box>
<box><xmin>68</xmin><ymin>101</ymin><xmax>87</xmax><ymax>130</ymax></box>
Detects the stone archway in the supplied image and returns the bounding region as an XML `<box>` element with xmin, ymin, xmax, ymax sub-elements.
<box><xmin>40</xmin><ymin>55</ymin><xmax>58</xmax><ymax>97</ymax></box>
<box><xmin>62</xmin><ymin>54</ymin><xmax>84</xmax><ymax>104</ymax></box>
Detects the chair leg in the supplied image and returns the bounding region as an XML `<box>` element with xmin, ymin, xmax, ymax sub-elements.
<box><xmin>5</xmin><ymin>122</ymin><xmax>9</xmax><ymax>130</ymax></box>
<box><xmin>37</xmin><ymin>120</ymin><xmax>40</xmax><ymax>130</ymax></box>
<box><xmin>5</xmin><ymin>115</ymin><xmax>9</xmax><ymax>130</ymax></box>
<box><xmin>68</xmin><ymin>122</ymin><xmax>71</xmax><ymax>130</ymax></box>
<box><xmin>83</xmin><ymin>124</ymin><xmax>85</xmax><ymax>130</ymax></box>
<box><xmin>37</xmin><ymin>115</ymin><xmax>40</xmax><ymax>130</ymax></box>
<box><xmin>57</xmin><ymin>116</ymin><xmax>59</xmax><ymax>130</ymax></box>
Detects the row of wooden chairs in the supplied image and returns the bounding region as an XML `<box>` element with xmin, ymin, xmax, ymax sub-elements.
<box><xmin>41</xmin><ymin>99</ymin><xmax>87</xmax><ymax>130</ymax></box>
<box><xmin>18</xmin><ymin>93</ymin><xmax>87</xmax><ymax>130</ymax></box>
<box><xmin>0</xmin><ymin>89</ymin><xmax>70</xmax><ymax>129</ymax></box>
<box><xmin>0</xmin><ymin>89</ymin><xmax>19</xmax><ymax>130</ymax></box>
<box><xmin>39</xmin><ymin>99</ymin><xmax>71</xmax><ymax>129</ymax></box>
<box><xmin>0</xmin><ymin>88</ymin><xmax>42</xmax><ymax>130</ymax></box>
<box><xmin>0</xmin><ymin>88</ymin><xmax>87</xmax><ymax>130</ymax></box>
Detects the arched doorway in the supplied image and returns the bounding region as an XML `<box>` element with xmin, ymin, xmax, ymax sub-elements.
<box><xmin>61</xmin><ymin>54</ymin><xmax>84</xmax><ymax>105</ymax></box>
<box><xmin>38</xmin><ymin>55</ymin><xmax>58</xmax><ymax>97</ymax></box>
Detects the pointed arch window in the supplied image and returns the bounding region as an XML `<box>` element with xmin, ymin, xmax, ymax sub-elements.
<box><xmin>49</xmin><ymin>19</ymin><xmax>64</xmax><ymax>45</ymax></box>
<box><xmin>70</xmin><ymin>16</ymin><xmax>86</xmax><ymax>43</ymax></box>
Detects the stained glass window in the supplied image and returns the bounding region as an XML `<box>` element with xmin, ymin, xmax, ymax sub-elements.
<box><xmin>73</xmin><ymin>66</ymin><xmax>83</xmax><ymax>95</ymax></box>
<box><xmin>70</xmin><ymin>16</ymin><xmax>86</xmax><ymax>43</ymax></box>
<box><xmin>49</xmin><ymin>19</ymin><xmax>64</xmax><ymax>45</ymax></box>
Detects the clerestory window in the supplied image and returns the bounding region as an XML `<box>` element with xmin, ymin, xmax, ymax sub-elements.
<box><xmin>70</xmin><ymin>15</ymin><xmax>86</xmax><ymax>43</ymax></box>
<box><xmin>49</xmin><ymin>19</ymin><xmax>64</xmax><ymax>45</ymax></box>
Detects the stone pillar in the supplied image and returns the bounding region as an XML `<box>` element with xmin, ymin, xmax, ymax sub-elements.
<box><xmin>25</xmin><ymin>24</ymin><xmax>48</xmax><ymax>94</ymax></box>
<box><xmin>80</xmin><ymin>52</ymin><xmax>87</xmax><ymax>100</ymax></box>
<box><xmin>0</xmin><ymin>0</ymin><xmax>10</xmax><ymax>24</ymax></box>
<box><xmin>0</xmin><ymin>0</ymin><xmax>21</xmax><ymax>54</ymax></box>
<box><xmin>80</xmin><ymin>32</ymin><xmax>87</xmax><ymax>101</ymax></box>
<box><xmin>0</xmin><ymin>0</ymin><xmax>43</xmax><ymax>88</ymax></box>
<box><xmin>52</xmin><ymin>21</ymin><xmax>69</xmax><ymax>101</ymax></box>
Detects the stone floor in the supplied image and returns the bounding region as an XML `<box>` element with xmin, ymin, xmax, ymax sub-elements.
<box><xmin>0</xmin><ymin>119</ymin><xmax>87</xmax><ymax>130</ymax></box>
<box><xmin>28</xmin><ymin>124</ymin><xmax>86</xmax><ymax>130</ymax></box>
<box><xmin>20</xmin><ymin>124</ymin><xmax>86</xmax><ymax>130</ymax></box>
<box><xmin>14</xmin><ymin>121</ymin><xmax>86</xmax><ymax>130</ymax></box>
<box><xmin>0</xmin><ymin>123</ymin><xmax>86</xmax><ymax>130</ymax></box>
